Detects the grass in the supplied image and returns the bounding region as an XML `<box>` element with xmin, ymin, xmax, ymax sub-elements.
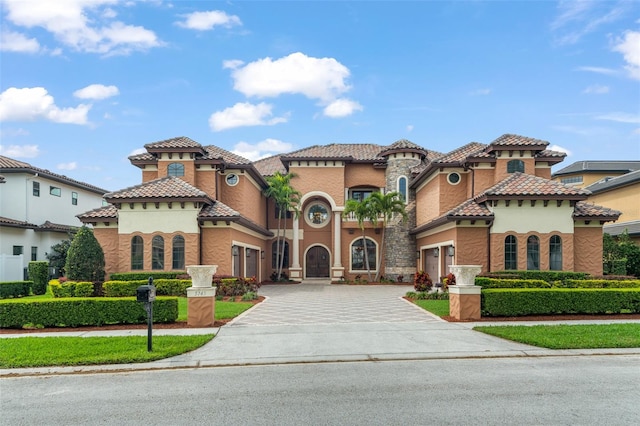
<box><xmin>474</xmin><ymin>323</ymin><xmax>640</xmax><ymax>349</ymax></box>
<box><xmin>0</xmin><ymin>334</ymin><xmax>214</xmax><ymax>368</ymax></box>
<box><xmin>413</xmin><ymin>299</ymin><xmax>450</xmax><ymax>317</ymax></box>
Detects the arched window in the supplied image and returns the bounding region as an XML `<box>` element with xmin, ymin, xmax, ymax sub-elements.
<box><xmin>549</xmin><ymin>235</ymin><xmax>562</xmax><ymax>271</ymax></box>
<box><xmin>398</xmin><ymin>176</ymin><xmax>408</xmax><ymax>202</ymax></box>
<box><xmin>131</xmin><ymin>236</ymin><xmax>143</xmax><ymax>270</ymax></box>
<box><xmin>152</xmin><ymin>236</ymin><xmax>164</xmax><ymax>270</ymax></box>
<box><xmin>172</xmin><ymin>235</ymin><xmax>185</xmax><ymax>270</ymax></box>
<box><xmin>507</xmin><ymin>159</ymin><xmax>525</xmax><ymax>173</ymax></box>
<box><xmin>351</xmin><ymin>238</ymin><xmax>377</xmax><ymax>271</ymax></box>
<box><xmin>527</xmin><ymin>235</ymin><xmax>540</xmax><ymax>270</ymax></box>
<box><xmin>504</xmin><ymin>235</ymin><xmax>517</xmax><ymax>270</ymax></box>
<box><xmin>272</xmin><ymin>240</ymin><xmax>289</xmax><ymax>269</ymax></box>
<box><xmin>167</xmin><ymin>163</ymin><xmax>185</xmax><ymax>177</ymax></box>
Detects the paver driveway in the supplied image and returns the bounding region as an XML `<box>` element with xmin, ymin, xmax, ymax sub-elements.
<box><xmin>228</xmin><ymin>281</ymin><xmax>441</xmax><ymax>326</ymax></box>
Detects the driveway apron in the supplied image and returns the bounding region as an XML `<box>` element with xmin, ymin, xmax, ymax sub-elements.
<box><xmin>157</xmin><ymin>282</ymin><xmax>541</xmax><ymax>367</ymax></box>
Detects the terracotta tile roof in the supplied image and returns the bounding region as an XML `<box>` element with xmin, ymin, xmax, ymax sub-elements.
<box><xmin>489</xmin><ymin>133</ymin><xmax>550</xmax><ymax>148</ymax></box>
<box><xmin>283</xmin><ymin>143</ymin><xmax>386</xmax><ymax>161</ymax></box>
<box><xmin>199</xmin><ymin>201</ymin><xmax>273</xmax><ymax>237</ymax></box>
<box><xmin>105</xmin><ymin>176</ymin><xmax>211</xmax><ymax>202</ymax></box>
<box><xmin>379</xmin><ymin>139</ymin><xmax>427</xmax><ymax>157</ymax></box>
<box><xmin>536</xmin><ymin>149</ymin><xmax>566</xmax><ymax>158</ymax></box>
<box><xmin>203</xmin><ymin>145</ymin><xmax>252</xmax><ymax>165</ymax></box>
<box><xmin>36</xmin><ymin>221</ymin><xmax>78</xmax><ymax>233</ymax></box>
<box><xmin>0</xmin><ymin>216</ymin><xmax>36</xmax><ymax>228</ymax></box>
<box><xmin>475</xmin><ymin>172</ymin><xmax>590</xmax><ymax>200</ymax></box>
<box><xmin>253</xmin><ymin>154</ymin><xmax>286</xmax><ymax>176</ymax></box>
<box><xmin>447</xmin><ymin>199</ymin><xmax>494</xmax><ymax>218</ymax></box>
<box><xmin>433</xmin><ymin>142</ymin><xmax>487</xmax><ymax>164</ymax></box>
<box><xmin>0</xmin><ymin>155</ymin><xmax>110</xmax><ymax>194</ymax></box>
<box><xmin>573</xmin><ymin>202</ymin><xmax>621</xmax><ymax>220</ymax></box>
<box><xmin>77</xmin><ymin>205</ymin><xmax>118</xmax><ymax>220</ymax></box>
<box><xmin>128</xmin><ymin>152</ymin><xmax>155</xmax><ymax>161</ymax></box>
<box><xmin>144</xmin><ymin>136</ymin><xmax>203</xmax><ymax>150</ymax></box>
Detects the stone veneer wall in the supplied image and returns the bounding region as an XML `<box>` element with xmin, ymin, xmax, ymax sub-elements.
<box><xmin>383</xmin><ymin>155</ymin><xmax>420</xmax><ymax>282</ymax></box>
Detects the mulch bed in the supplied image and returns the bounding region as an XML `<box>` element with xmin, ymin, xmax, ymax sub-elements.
<box><xmin>444</xmin><ymin>314</ymin><xmax>640</xmax><ymax>323</ymax></box>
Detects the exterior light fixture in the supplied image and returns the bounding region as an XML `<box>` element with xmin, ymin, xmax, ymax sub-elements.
<box><xmin>416</xmin><ymin>250</ymin><xmax>421</xmax><ymax>259</ymax></box>
<box><xmin>246</xmin><ymin>249</ymin><xmax>251</xmax><ymax>258</ymax></box>
<box><xmin>447</xmin><ymin>246</ymin><xmax>455</xmax><ymax>257</ymax></box>
<box><xmin>261</xmin><ymin>250</ymin><xmax>265</xmax><ymax>259</ymax></box>
<box><xmin>433</xmin><ymin>247</ymin><xmax>440</xmax><ymax>257</ymax></box>
<box><xmin>232</xmin><ymin>246</ymin><xmax>239</xmax><ymax>257</ymax></box>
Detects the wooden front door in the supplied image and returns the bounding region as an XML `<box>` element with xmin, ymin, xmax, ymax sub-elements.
<box><xmin>306</xmin><ymin>246</ymin><xmax>330</xmax><ymax>278</ymax></box>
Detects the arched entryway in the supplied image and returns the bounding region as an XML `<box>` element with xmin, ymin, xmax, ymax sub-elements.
<box><xmin>305</xmin><ymin>245</ymin><xmax>330</xmax><ymax>278</ymax></box>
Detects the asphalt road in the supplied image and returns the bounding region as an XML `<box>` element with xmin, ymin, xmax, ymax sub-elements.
<box><xmin>2</xmin><ymin>355</ymin><xmax>639</xmax><ymax>425</ymax></box>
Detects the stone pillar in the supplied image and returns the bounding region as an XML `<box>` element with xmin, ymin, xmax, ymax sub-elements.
<box><xmin>448</xmin><ymin>265</ymin><xmax>482</xmax><ymax>321</ymax></box>
<box><xmin>186</xmin><ymin>265</ymin><xmax>218</xmax><ymax>327</ymax></box>
<box><xmin>289</xmin><ymin>216</ymin><xmax>302</xmax><ymax>279</ymax></box>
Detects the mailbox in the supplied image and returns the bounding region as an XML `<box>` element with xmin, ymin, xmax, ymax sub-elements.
<box><xmin>136</xmin><ymin>284</ymin><xmax>156</xmax><ymax>302</ymax></box>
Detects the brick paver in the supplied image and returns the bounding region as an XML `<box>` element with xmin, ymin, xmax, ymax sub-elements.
<box><xmin>229</xmin><ymin>282</ymin><xmax>441</xmax><ymax>326</ymax></box>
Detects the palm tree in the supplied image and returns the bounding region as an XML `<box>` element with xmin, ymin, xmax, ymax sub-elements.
<box><xmin>367</xmin><ymin>191</ymin><xmax>408</xmax><ymax>282</ymax></box>
<box><xmin>343</xmin><ymin>198</ymin><xmax>376</xmax><ymax>281</ymax></box>
<box><xmin>264</xmin><ymin>171</ymin><xmax>301</xmax><ymax>281</ymax></box>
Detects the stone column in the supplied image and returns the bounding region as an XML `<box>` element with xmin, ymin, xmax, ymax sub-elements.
<box><xmin>448</xmin><ymin>265</ymin><xmax>482</xmax><ymax>321</ymax></box>
<box><xmin>289</xmin><ymin>216</ymin><xmax>302</xmax><ymax>279</ymax></box>
<box><xmin>186</xmin><ymin>265</ymin><xmax>217</xmax><ymax>327</ymax></box>
<box><xmin>331</xmin><ymin>211</ymin><xmax>345</xmax><ymax>281</ymax></box>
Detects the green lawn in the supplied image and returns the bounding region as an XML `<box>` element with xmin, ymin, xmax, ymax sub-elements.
<box><xmin>177</xmin><ymin>297</ymin><xmax>255</xmax><ymax>321</ymax></box>
<box><xmin>413</xmin><ymin>299</ymin><xmax>450</xmax><ymax>317</ymax></box>
<box><xmin>0</xmin><ymin>334</ymin><xmax>214</xmax><ymax>368</ymax></box>
<box><xmin>474</xmin><ymin>323</ymin><xmax>640</xmax><ymax>349</ymax></box>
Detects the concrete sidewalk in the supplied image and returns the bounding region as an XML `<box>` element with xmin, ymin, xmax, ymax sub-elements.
<box><xmin>2</xmin><ymin>283</ymin><xmax>640</xmax><ymax>377</ymax></box>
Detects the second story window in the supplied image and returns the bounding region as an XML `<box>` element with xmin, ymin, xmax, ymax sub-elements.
<box><xmin>168</xmin><ymin>163</ymin><xmax>185</xmax><ymax>177</ymax></box>
<box><xmin>507</xmin><ymin>159</ymin><xmax>525</xmax><ymax>173</ymax></box>
<box><xmin>50</xmin><ymin>186</ymin><xmax>61</xmax><ymax>197</ymax></box>
<box><xmin>71</xmin><ymin>192</ymin><xmax>78</xmax><ymax>205</ymax></box>
<box><xmin>397</xmin><ymin>176</ymin><xmax>407</xmax><ymax>202</ymax></box>
<box><xmin>33</xmin><ymin>181</ymin><xmax>40</xmax><ymax>196</ymax></box>
<box><xmin>350</xmin><ymin>189</ymin><xmax>375</xmax><ymax>202</ymax></box>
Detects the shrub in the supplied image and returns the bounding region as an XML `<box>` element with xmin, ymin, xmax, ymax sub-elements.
<box><xmin>562</xmin><ymin>279</ymin><xmax>640</xmax><ymax>288</ymax></box>
<box><xmin>241</xmin><ymin>292</ymin><xmax>258</xmax><ymax>301</ymax></box>
<box><xmin>108</xmin><ymin>272</ymin><xmax>185</xmax><ymax>281</ymax></box>
<box><xmin>484</xmin><ymin>270</ymin><xmax>589</xmax><ymax>283</ymax></box>
<box><xmin>0</xmin><ymin>297</ymin><xmax>178</xmax><ymax>328</ymax></box>
<box><xmin>65</xmin><ymin>226</ymin><xmax>105</xmax><ymax>282</ymax></box>
<box><xmin>475</xmin><ymin>278</ymin><xmax>551</xmax><ymax>289</ymax></box>
<box><xmin>482</xmin><ymin>288</ymin><xmax>640</xmax><ymax>317</ymax></box>
<box><xmin>103</xmin><ymin>279</ymin><xmax>192</xmax><ymax>297</ymax></box>
<box><xmin>50</xmin><ymin>280</ymin><xmax>94</xmax><ymax>298</ymax></box>
<box><xmin>215</xmin><ymin>277</ymin><xmax>261</xmax><ymax>297</ymax></box>
<box><xmin>0</xmin><ymin>281</ymin><xmax>32</xmax><ymax>299</ymax></box>
<box><xmin>28</xmin><ymin>261</ymin><xmax>49</xmax><ymax>295</ymax></box>
<box><xmin>45</xmin><ymin>238</ymin><xmax>72</xmax><ymax>277</ymax></box>
<box><xmin>414</xmin><ymin>271</ymin><xmax>433</xmax><ymax>292</ymax></box>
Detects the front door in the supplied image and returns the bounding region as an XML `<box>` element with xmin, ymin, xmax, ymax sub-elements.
<box><xmin>306</xmin><ymin>246</ymin><xmax>330</xmax><ymax>278</ymax></box>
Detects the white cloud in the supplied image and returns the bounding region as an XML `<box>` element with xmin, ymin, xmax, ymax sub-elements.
<box><xmin>0</xmin><ymin>30</ymin><xmax>41</xmax><ymax>53</ymax></box>
<box><xmin>74</xmin><ymin>84</ymin><xmax>119</xmax><ymax>100</ymax></box>
<box><xmin>232</xmin><ymin>138</ymin><xmax>293</xmax><ymax>161</ymax></box>
<box><xmin>230</xmin><ymin>52</ymin><xmax>352</xmax><ymax>102</ymax></box>
<box><xmin>128</xmin><ymin>148</ymin><xmax>147</xmax><ymax>156</ymax></box>
<box><xmin>0</xmin><ymin>87</ymin><xmax>91</xmax><ymax>125</ymax></box>
<box><xmin>582</xmin><ymin>85</ymin><xmax>609</xmax><ymax>94</ymax></box>
<box><xmin>551</xmin><ymin>1</ymin><xmax>627</xmax><ymax>45</ymax></box>
<box><xmin>175</xmin><ymin>10</ymin><xmax>241</xmax><ymax>31</ymax></box>
<box><xmin>548</xmin><ymin>144</ymin><xmax>572</xmax><ymax>156</ymax></box>
<box><xmin>0</xmin><ymin>144</ymin><xmax>40</xmax><ymax>158</ymax></box>
<box><xmin>323</xmin><ymin>98</ymin><xmax>363</xmax><ymax>118</ymax></box>
<box><xmin>57</xmin><ymin>161</ymin><xmax>77</xmax><ymax>170</ymax></box>
<box><xmin>406</xmin><ymin>125</ymin><xmax>414</xmax><ymax>132</ymax></box>
<box><xmin>209</xmin><ymin>102</ymin><xmax>288</xmax><ymax>131</ymax></box>
<box><xmin>595</xmin><ymin>112</ymin><xmax>640</xmax><ymax>124</ymax></box>
<box><xmin>612</xmin><ymin>30</ymin><xmax>640</xmax><ymax>80</ymax></box>
<box><xmin>575</xmin><ymin>66</ymin><xmax>618</xmax><ymax>76</ymax></box>
<box><xmin>469</xmin><ymin>88</ymin><xmax>491</xmax><ymax>96</ymax></box>
<box><xmin>223</xmin><ymin>59</ymin><xmax>244</xmax><ymax>70</ymax></box>
<box><xmin>2</xmin><ymin>0</ymin><xmax>163</xmax><ymax>55</ymax></box>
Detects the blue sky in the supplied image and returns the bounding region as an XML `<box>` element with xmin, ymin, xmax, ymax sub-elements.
<box><xmin>1</xmin><ymin>0</ymin><xmax>638</xmax><ymax>192</ymax></box>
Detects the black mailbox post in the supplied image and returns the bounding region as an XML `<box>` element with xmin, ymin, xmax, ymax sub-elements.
<box><xmin>136</xmin><ymin>277</ymin><xmax>156</xmax><ymax>351</ymax></box>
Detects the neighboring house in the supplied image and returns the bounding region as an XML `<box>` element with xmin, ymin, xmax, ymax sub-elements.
<box><xmin>0</xmin><ymin>156</ymin><xmax>109</xmax><ymax>281</ymax></box>
<box><xmin>78</xmin><ymin>135</ymin><xmax>620</xmax><ymax>282</ymax></box>
<box><xmin>584</xmin><ymin>169</ymin><xmax>640</xmax><ymax>244</ymax></box>
<box><xmin>551</xmin><ymin>160</ymin><xmax>640</xmax><ymax>188</ymax></box>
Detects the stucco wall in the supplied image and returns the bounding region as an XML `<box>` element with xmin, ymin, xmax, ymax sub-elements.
<box><xmin>491</xmin><ymin>202</ymin><xmax>574</xmax><ymax>234</ymax></box>
<box><xmin>344</xmin><ymin>164</ymin><xmax>385</xmax><ymax>189</ymax></box>
<box><xmin>456</xmin><ymin>226</ymin><xmax>489</xmax><ymax>272</ymax></box>
<box><xmin>472</xmin><ymin>167</ymin><xmax>496</xmax><ymax>196</ymax></box>
<box><xmin>489</xmin><ymin>231</ymin><xmax>574</xmax><ymax>272</ymax></box>
<box><xmin>195</xmin><ymin>168</ymin><xmax>218</xmax><ymax>200</ymax></box>
<box><xmin>290</xmin><ymin>166</ymin><xmax>345</xmax><ymax>206</ymax></box>
<box><xmin>157</xmin><ymin>159</ymin><xmax>197</xmax><ymax>187</ymax></box>
<box><xmin>574</xmin><ymin>225</ymin><xmax>604</xmax><ymax>275</ymax></box>
<box><xmin>588</xmin><ymin>183</ymin><xmax>640</xmax><ymax>222</ymax></box>
<box><xmin>439</xmin><ymin>171</ymin><xmax>469</xmax><ymax>215</ymax></box>
<box><xmin>415</xmin><ymin>176</ymin><xmax>440</xmax><ymax>225</ymax></box>
<box><xmin>142</xmin><ymin>169</ymin><xmax>157</xmax><ymax>183</ymax></box>
<box><xmin>118</xmin><ymin>204</ymin><xmax>200</xmax><ymax>234</ymax></box>
<box><xmin>494</xmin><ymin>156</ymin><xmax>535</xmax><ymax>182</ymax></box>
<box><xmin>201</xmin><ymin>227</ymin><xmax>232</xmax><ymax>275</ymax></box>
<box><xmin>93</xmin><ymin>227</ymin><xmax>119</xmax><ymax>279</ymax></box>
<box><xmin>218</xmin><ymin>171</ymin><xmax>266</xmax><ymax>227</ymax></box>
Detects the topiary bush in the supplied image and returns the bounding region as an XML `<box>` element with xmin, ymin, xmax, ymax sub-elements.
<box><xmin>0</xmin><ymin>282</ymin><xmax>32</xmax><ymax>299</ymax></box>
<box><xmin>0</xmin><ymin>297</ymin><xmax>178</xmax><ymax>328</ymax></box>
<box><xmin>28</xmin><ymin>261</ymin><xmax>49</xmax><ymax>295</ymax></box>
<box><xmin>49</xmin><ymin>280</ymin><xmax>94</xmax><ymax>298</ymax></box>
<box><xmin>413</xmin><ymin>271</ymin><xmax>433</xmax><ymax>292</ymax></box>
<box><xmin>65</xmin><ymin>226</ymin><xmax>105</xmax><ymax>282</ymax></box>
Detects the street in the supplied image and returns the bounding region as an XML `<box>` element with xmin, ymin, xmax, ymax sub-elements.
<box><xmin>2</xmin><ymin>355</ymin><xmax>639</xmax><ymax>425</ymax></box>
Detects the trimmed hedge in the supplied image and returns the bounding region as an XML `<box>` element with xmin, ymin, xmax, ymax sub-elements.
<box><xmin>0</xmin><ymin>297</ymin><xmax>178</xmax><ymax>328</ymax></box>
<box><xmin>475</xmin><ymin>278</ymin><xmax>551</xmax><ymax>289</ymax></box>
<box><xmin>482</xmin><ymin>288</ymin><xmax>640</xmax><ymax>317</ymax></box>
<box><xmin>485</xmin><ymin>270</ymin><xmax>590</xmax><ymax>283</ymax></box>
<box><xmin>109</xmin><ymin>272</ymin><xmax>186</xmax><ymax>281</ymax></box>
<box><xmin>103</xmin><ymin>279</ymin><xmax>192</xmax><ymax>297</ymax></box>
<box><xmin>0</xmin><ymin>281</ymin><xmax>32</xmax><ymax>299</ymax></box>
<box><xmin>49</xmin><ymin>280</ymin><xmax>94</xmax><ymax>297</ymax></box>
<box><xmin>562</xmin><ymin>279</ymin><xmax>640</xmax><ymax>288</ymax></box>
<box><xmin>28</xmin><ymin>261</ymin><xmax>49</xmax><ymax>295</ymax></box>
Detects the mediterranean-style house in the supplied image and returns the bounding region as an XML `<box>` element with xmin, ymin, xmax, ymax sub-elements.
<box><xmin>0</xmin><ymin>156</ymin><xmax>109</xmax><ymax>281</ymax></box>
<box><xmin>78</xmin><ymin>134</ymin><xmax>621</xmax><ymax>282</ymax></box>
